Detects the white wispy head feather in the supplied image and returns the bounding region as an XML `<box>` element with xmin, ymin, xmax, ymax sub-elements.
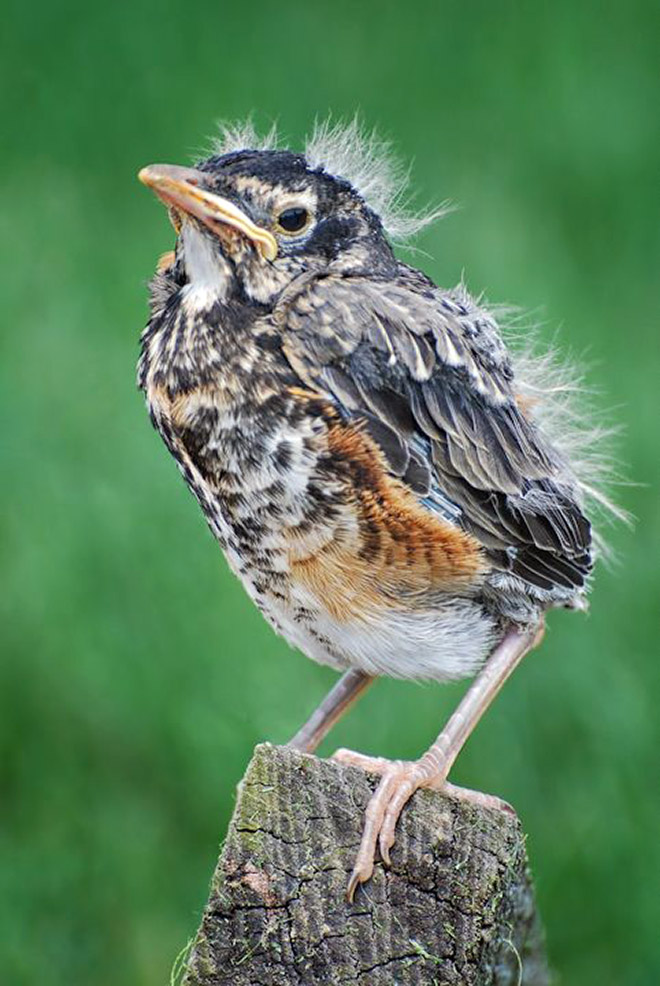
<box><xmin>210</xmin><ymin>116</ymin><xmax>448</xmax><ymax>242</ymax></box>
<box><xmin>211</xmin><ymin>118</ymin><xmax>279</xmax><ymax>156</ymax></box>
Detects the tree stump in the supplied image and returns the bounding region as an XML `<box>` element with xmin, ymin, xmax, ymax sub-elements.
<box><xmin>181</xmin><ymin>744</ymin><xmax>549</xmax><ymax>986</ymax></box>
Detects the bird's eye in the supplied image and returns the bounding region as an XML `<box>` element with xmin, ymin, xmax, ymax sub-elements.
<box><xmin>276</xmin><ymin>207</ymin><xmax>311</xmax><ymax>235</ymax></box>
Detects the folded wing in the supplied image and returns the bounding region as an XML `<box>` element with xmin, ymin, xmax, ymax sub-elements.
<box><xmin>278</xmin><ymin>265</ymin><xmax>592</xmax><ymax>594</ymax></box>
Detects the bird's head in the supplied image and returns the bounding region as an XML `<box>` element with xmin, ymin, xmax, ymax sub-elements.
<box><xmin>139</xmin><ymin>147</ymin><xmax>401</xmax><ymax>311</ymax></box>
<box><xmin>139</xmin><ymin>121</ymin><xmax>442</xmax><ymax>313</ymax></box>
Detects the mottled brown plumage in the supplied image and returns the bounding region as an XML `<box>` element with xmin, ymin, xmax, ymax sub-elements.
<box><xmin>137</xmin><ymin>121</ymin><xmax>615</xmax><ymax>897</ymax></box>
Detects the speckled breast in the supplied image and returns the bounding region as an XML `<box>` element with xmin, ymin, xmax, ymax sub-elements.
<box><xmin>139</xmin><ymin>307</ymin><xmax>494</xmax><ymax>681</ymax></box>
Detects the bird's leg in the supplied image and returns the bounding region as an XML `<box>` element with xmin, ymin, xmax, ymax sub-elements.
<box><xmin>336</xmin><ymin>620</ymin><xmax>545</xmax><ymax>900</ymax></box>
<box><xmin>287</xmin><ymin>669</ymin><xmax>374</xmax><ymax>754</ymax></box>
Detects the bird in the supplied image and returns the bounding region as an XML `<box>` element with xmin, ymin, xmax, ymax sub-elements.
<box><xmin>137</xmin><ymin>119</ymin><xmax>620</xmax><ymax>900</ymax></box>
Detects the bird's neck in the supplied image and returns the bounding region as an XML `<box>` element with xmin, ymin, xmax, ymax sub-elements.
<box><xmin>138</xmin><ymin>290</ymin><xmax>305</xmax><ymax>492</ymax></box>
<box><xmin>140</xmin><ymin>283</ymin><xmax>275</xmax><ymax>391</ymax></box>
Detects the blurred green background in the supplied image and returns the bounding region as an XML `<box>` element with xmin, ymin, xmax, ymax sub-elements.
<box><xmin>1</xmin><ymin>1</ymin><xmax>658</xmax><ymax>983</ymax></box>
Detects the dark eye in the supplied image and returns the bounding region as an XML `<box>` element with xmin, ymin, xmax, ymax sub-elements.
<box><xmin>276</xmin><ymin>207</ymin><xmax>310</xmax><ymax>234</ymax></box>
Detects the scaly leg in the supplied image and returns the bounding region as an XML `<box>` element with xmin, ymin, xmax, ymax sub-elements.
<box><xmin>287</xmin><ymin>669</ymin><xmax>374</xmax><ymax>754</ymax></box>
<box><xmin>335</xmin><ymin>621</ymin><xmax>544</xmax><ymax>900</ymax></box>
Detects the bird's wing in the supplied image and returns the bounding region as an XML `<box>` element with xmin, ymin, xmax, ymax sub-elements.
<box><xmin>277</xmin><ymin>268</ymin><xmax>592</xmax><ymax>592</ymax></box>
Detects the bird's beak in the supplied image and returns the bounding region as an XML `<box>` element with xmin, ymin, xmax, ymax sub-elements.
<box><xmin>138</xmin><ymin>163</ymin><xmax>278</xmax><ymax>261</ymax></box>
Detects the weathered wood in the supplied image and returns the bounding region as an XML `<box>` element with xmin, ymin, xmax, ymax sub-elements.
<box><xmin>182</xmin><ymin>744</ymin><xmax>549</xmax><ymax>986</ymax></box>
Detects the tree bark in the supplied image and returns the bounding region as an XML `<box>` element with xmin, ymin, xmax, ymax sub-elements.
<box><xmin>181</xmin><ymin>743</ymin><xmax>549</xmax><ymax>986</ymax></box>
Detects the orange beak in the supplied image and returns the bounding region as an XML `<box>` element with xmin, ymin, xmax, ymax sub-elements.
<box><xmin>138</xmin><ymin>164</ymin><xmax>278</xmax><ymax>261</ymax></box>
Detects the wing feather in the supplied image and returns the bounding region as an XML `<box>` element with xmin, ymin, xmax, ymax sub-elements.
<box><xmin>278</xmin><ymin>267</ymin><xmax>592</xmax><ymax>593</ymax></box>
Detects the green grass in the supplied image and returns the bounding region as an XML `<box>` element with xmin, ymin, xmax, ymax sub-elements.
<box><xmin>1</xmin><ymin>1</ymin><xmax>658</xmax><ymax>983</ymax></box>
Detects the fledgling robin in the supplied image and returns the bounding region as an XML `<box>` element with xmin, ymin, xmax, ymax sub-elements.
<box><xmin>137</xmin><ymin>120</ymin><xmax>620</xmax><ymax>899</ymax></box>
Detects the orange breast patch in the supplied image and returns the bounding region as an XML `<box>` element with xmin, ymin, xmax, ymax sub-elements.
<box><xmin>288</xmin><ymin>422</ymin><xmax>486</xmax><ymax>623</ymax></box>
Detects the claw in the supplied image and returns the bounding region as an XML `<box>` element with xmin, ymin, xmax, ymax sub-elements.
<box><xmin>347</xmin><ymin>858</ymin><xmax>373</xmax><ymax>902</ymax></box>
<box><xmin>379</xmin><ymin>836</ymin><xmax>392</xmax><ymax>867</ymax></box>
<box><xmin>378</xmin><ymin>808</ymin><xmax>400</xmax><ymax>865</ymax></box>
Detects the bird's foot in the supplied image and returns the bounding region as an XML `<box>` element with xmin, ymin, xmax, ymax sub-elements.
<box><xmin>333</xmin><ymin>748</ymin><xmax>433</xmax><ymax>900</ymax></box>
<box><xmin>332</xmin><ymin>748</ymin><xmax>513</xmax><ymax>900</ymax></box>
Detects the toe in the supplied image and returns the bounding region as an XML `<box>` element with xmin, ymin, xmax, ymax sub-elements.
<box><xmin>332</xmin><ymin>748</ymin><xmax>393</xmax><ymax>775</ymax></box>
<box><xmin>443</xmin><ymin>781</ymin><xmax>515</xmax><ymax>814</ymax></box>
<box><xmin>378</xmin><ymin>772</ymin><xmax>418</xmax><ymax>864</ymax></box>
<box><xmin>346</xmin><ymin>764</ymin><xmax>424</xmax><ymax>896</ymax></box>
<box><xmin>346</xmin><ymin>771</ymin><xmax>397</xmax><ymax>898</ymax></box>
